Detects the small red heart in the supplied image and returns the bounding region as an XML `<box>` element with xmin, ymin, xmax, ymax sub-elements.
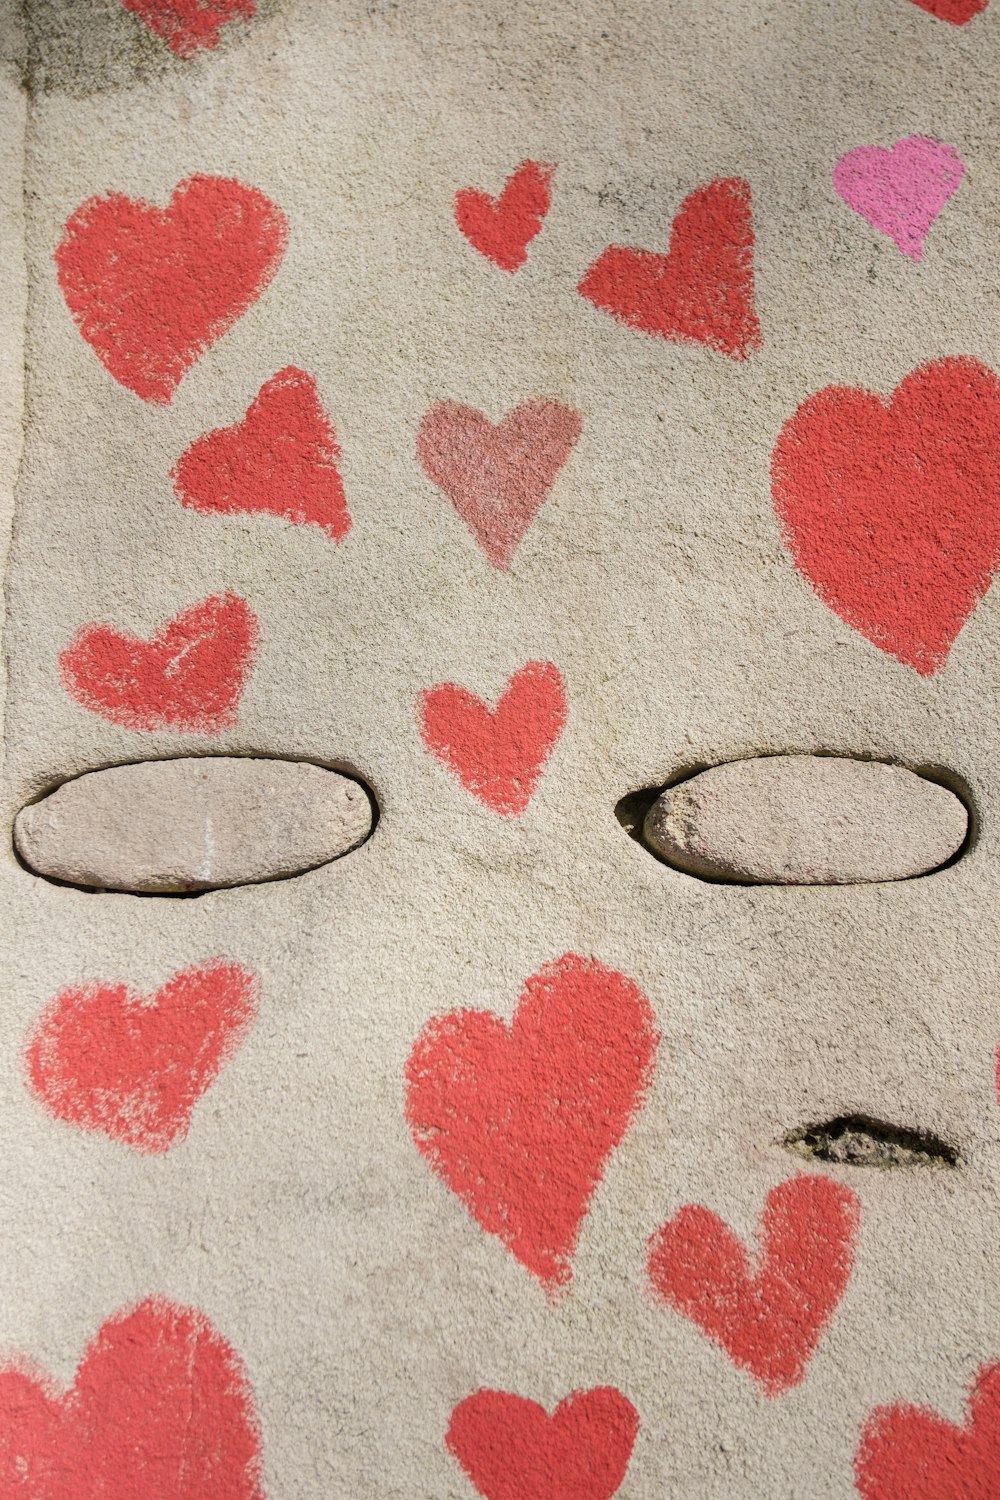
<box><xmin>647</xmin><ymin>1175</ymin><xmax>860</xmax><ymax>1395</ymax></box>
<box><xmin>405</xmin><ymin>952</ymin><xmax>659</xmax><ymax>1291</ymax></box>
<box><xmin>908</xmin><ymin>0</ymin><xmax>987</xmax><ymax>21</ymax></box>
<box><xmin>416</xmin><ymin>399</ymin><xmax>582</xmax><ymax>570</ymax></box>
<box><xmin>855</xmin><ymin>1362</ymin><xmax>1000</xmax><ymax>1499</ymax></box>
<box><xmin>771</xmin><ymin>356</ymin><xmax>1000</xmax><ymax>675</ymax></box>
<box><xmin>0</xmin><ymin>1297</ymin><xmax>264</xmax><ymax>1499</ymax></box>
<box><xmin>59</xmin><ymin>591</ymin><xmax>259</xmax><ymax>733</ymax></box>
<box><xmin>418</xmin><ymin>660</ymin><xmax>567</xmax><ymax>816</ymax></box>
<box><xmin>578</xmin><ymin>176</ymin><xmax>762</xmax><ymax>360</ymax></box>
<box><xmin>121</xmin><ymin>0</ymin><xmax>256</xmax><ymax>56</ymax></box>
<box><xmin>455</xmin><ymin>159</ymin><xmax>556</xmax><ymax>272</ymax></box>
<box><xmin>26</xmin><ymin>960</ymin><xmax>259</xmax><ymax>1154</ymax></box>
<box><xmin>55</xmin><ymin>174</ymin><xmax>287</xmax><ymax>403</ymax></box>
<box><xmin>172</xmin><ymin>366</ymin><xmax>351</xmax><ymax>541</ymax></box>
<box><xmin>446</xmin><ymin>1386</ymin><xmax>639</xmax><ymax>1500</ymax></box>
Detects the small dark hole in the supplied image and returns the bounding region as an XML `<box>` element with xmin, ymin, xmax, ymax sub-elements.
<box><xmin>784</xmin><ymin>1114</ymin><xmax>960</xmax><ymax>1169</ymax></box>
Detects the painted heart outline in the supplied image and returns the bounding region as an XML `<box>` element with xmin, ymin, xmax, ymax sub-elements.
<box><xmin>405</xmin><ymin>952</ymin><xmax>660</xmax><ymax>1292</ymax></box>
<box><xmin>0</xmin><ymin>1297</ymin><xmax>264</xmax><ymax>1498</ymax></box>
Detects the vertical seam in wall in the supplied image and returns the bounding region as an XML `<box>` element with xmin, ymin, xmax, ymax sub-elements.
<box><xmin>0</xmin><ymin>0</ymin><xmax>31</xmax><ymax>792</ymax></box>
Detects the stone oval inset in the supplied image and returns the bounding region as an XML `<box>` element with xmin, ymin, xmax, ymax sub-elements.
<box><xmin>642</xmin><ymin>755</ymin><xmax>968</xmax><ymax>885</ymax></box>
<box><xmin>14</xmin><ymin>757</ymin><xmax>375</xmax><ymax>893</ymax></box>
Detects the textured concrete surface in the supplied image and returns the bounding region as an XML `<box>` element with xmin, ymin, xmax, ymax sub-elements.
<box><xmin>3</xmin><ymin>0</ymin><xmax>1000</xmax><ymax>1497</ymax></box>
<box><xmin>643</xmin><ymin>755</ymin><xmax>968</xmax><ymax>884</ymax></box>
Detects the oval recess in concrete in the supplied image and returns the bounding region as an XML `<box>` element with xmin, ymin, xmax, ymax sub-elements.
<box><xmin>14</xmin><ymin>757</ymin><xmax>375</xmax><ymax>893</ymax></box>
<box><xmin>641</xmin><ymin>755</ymin><xmax>968</xmax><ymax>885</ymax></box>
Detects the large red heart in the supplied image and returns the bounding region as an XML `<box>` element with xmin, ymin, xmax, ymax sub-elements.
<box><xmin>455</xmin><ymin>159</ymin><xmax>556</xmax><ymax>272</ymax></box>
<box><xmin>647</xmin><ymin>1175</ymin><xmax>860</xmax><ymax>1395</ymax></box>
<box><xmin>172</xmin><ymin>366</ymin><xmax>351</xmax><ymax>541</ymax></box>
<box><xmin>855</xmin><ymin>1362</ymin><xmax>1000</xmax><ymax>1499</ymax></box>
<box><xmin>771</xmin><ymin>356</ymin><xmax>1000</xmax><ymax>675</ymax></box>
<box><xmin>418</xmin><ymin>660</ymin><xmax>567</xmax><ymax>816</ymax></box>
<box><xmin>405</xmin><ymin>952</ymin><xmax>659</xmax><ymax>1291</ymax></box>
<box><xmin>121</xmin><ymin>0</ymin><xmax>256</xmax><ymax>57</ymax></box>
<box><xmin>908</xmin><ymin>0</ymin><xmax>987</xmax><ymax>21</ymax></box>
<box><xmin>55</xmin><ymin>174</ymin><xmax>287</xmax><ymax>403</ymax></box>
<box><xmin>59</xmin><ymin>591</ymin><xmax>259</xmax><ymax>733</ymax></box>
<box><xmin>416</xmin><ymin>399</ymin><xmax>582</xmax><ymax>570</ymax></box>
<box><xmin>26</xmin><ymin>959</ymin><xmax>259</xmax><ymax>1154</ymax></box>
<box><xmin>578</xmin><ymin>176</ymin><xmax>762</xmax><ymax>360</ymax></box>
<box><xmin>446</xmin><ymin>1386</ymin><xmax>639</xmax><ymax>1500</ymax></box>
<box><xmin>0</xmin><ymin>1297</ymin><xmax>264</xmax><ymax>1499</ymax></box>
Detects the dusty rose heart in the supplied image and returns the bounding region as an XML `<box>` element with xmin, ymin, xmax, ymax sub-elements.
<box><xmin>416</xmin><ymin>398</ymin><xmax>582</xmax><ymax>569</ymax></box>
<box><xmin>26</xmin><ymin>960</ymin><xmax>260</xmax><ymax>1153</ymax></box>
<box><xmin>446</xmin><ymin>1386</ymin><xmax>639</xmax><ymax>1500</ymax></box>
<box><xmin>172</xmin><ymin>366</ymin><xmax>351</xmax><ymax>540</ymax></box>
<box><xmin>59</xmin><ymin>591</ymin><xmax>259</xmax><ymax>733</ymax></box>
<box><xmin>122</xmin><ymin>0</ymin><xmax>256</xmax><ymax>57</ymax></box>
<box><xmin>834</xmin><ymin>135</ymin><xmax>965</xmax><ymax>262</ymax></box>
<box><xmin>405</xmin><ymin>952</ymin><xmax>659</xmax><ymax>1291</ymax></box>
<box><xmin>455</xmin><ymin>159</ymin><xmax>556</xmax><ymax>271</ymax></box>
<box><xmin>55</xmin><ymin>174</ymin><xmax>287</xmax><ymax>403</ymax></box>
<box><xmin>647</xmin><ymin>1175</ymin><xmax>860</xmax><ymax>1395</ymax></box>
<box><xmin>0</xmin><ymin>1298</ymin><xmax>264</xmax><ymax>1498</ymax></box>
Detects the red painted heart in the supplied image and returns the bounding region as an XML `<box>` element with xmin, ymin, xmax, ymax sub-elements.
<box><xmin>446</xmin><ymin>1386</ymin><xmax>639</xmax><ymax>1500</ymax></box>
<box><xmin>0</xmin><ymin>1298</ymin><xmax>264</xmax><ymax>1499</ymax></box>
<box><xmin>121</xmin><ymin>0</ymin><xmax>256</xmax><ymax>56</ymax></box>
<box><xmin>418</xmin><ymin>660</ymin><xmax>567</xmax><ymax>816</ymax></box>
<box><xmin>907</xmin><ymin>0</ymin><xmax>987</xmax><ymax>21</ymax></box>
<box><xmin>59</xmin><ymin>591</ymin><xmax>259</xmax><ymax>733</ymax></box>
<box><xmin>416</xmin><ymin>399</ymin><xmax>582</xmax><ymax>570</ymax></box>
<box><xmin>55</xmin><ymin>174</ymin><xmax>287</xmax><ymax>403</ymax></box>
<box><xmin>172</xmin><ymin>366</ymin><xmax>350</xmax><ymax>541</ymax></box>
<box><xmin>771</xmin><ymin>356</ymin><xmax>1000</xmax><ymax>675</ymax></box>
<box><xmin>455</xmin><ymin>159</ymin><xmax>556</xmax><ymax>272</ymax></box>
<box><xmin>647</xmin><ymin>1175</ymin><xmax>860</xmax><ymax>1395</ymax></box>
<box><xmin>26</xmin><ymin>960</ymin><xmax>259</xmax><ymax>1154</ymax></box>
<box><xmin>578</xmin><ymin>176</ymin><xmax>762</xmax><ymax>360</ymax></box>
<box><xmin>405</xmin><ymin>952</ymin><xmax>659</xmax><ymax>1291</ymax></box>
<box><xmin>856</xmin><ymin>1362</ymin><xmax>1000</xmax><ymax>1499</ymax></box>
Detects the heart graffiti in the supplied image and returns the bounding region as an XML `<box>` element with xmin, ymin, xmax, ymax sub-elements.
<box><xmin>26</xmin><ymin>960</ymin><xmax>260</xmax><ymax>1154</ymax></box>
<box><xmin>855</xmin><ymin>1361</ymin><xmax>1000</xmax><ymax>1498</ymax></box>
<box><xmin>122</xmin><ymin>0</ymin><xmax>257</xmax><ymax>57</ymax></box>
<box><xmin>771</xmin><ymin>356</ymin><xmax>1000</xmax><ymax>675</ymax></box>
<box><xmin>647</xmin><ymin>1174</ymin><xmax>861</xmax><ymax>1395</ymax></box>
<box><xmin>405</xmin><ymin>952</ymin><xmax>659</xmax><ymax>1291</ymax></box>
<box><xmin>55</xmin><ymin>174</ymin><xmax>287</xmax><ymax>403</ymax></box>
<box><xmin>0</xmin><ymin>1298</ymin><xmax>264</xmax><ymax>1499</ymax></box>
<box><xmin>455</xmin><ymin>159</ymin><xmax>556</xmax><ymax>272</ymax></box>
<box><xmin>59</xmin><ymin>591</ymin><xmax>259</xmax><ymax>733</ymax></box>
<box><xmin>446</xmin><ymin>1386</ymin><xmax>640</xmax><ymax>1500</ymax></box>
<box><xmin>833</xmin><ymin>135</ymin><xmax>965</xmax><ymax>262</ymax></box>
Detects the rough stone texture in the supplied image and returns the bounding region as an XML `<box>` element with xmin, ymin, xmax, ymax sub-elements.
<box><xmin>14</xmin><ymin>757</ymin><xmax>373</xmax><ymax>891</ymax></box>
<box><xmin>3</xmin><ymin>1</ymin><xmax>1000</xmax><ymax>1497</ymax></box>
<box><xmin>643</xmin><ymin>755</ymin><xmax>968</xmax><ymax>884</ymax></box>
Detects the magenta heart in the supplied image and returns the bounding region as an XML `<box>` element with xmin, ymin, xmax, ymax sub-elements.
<box><xmin>833</xmin><ymin>135</ymin><xmax>965</xmax><ymax>262</ymax></box>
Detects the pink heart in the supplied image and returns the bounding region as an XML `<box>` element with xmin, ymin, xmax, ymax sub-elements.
<box><xmin>833</xmin><ymin>135</ymin><xmax>965</xmax><ymax>262</ymax></box>
<box><xmin>416</xmin><ymin>399</ymin><xmax>582</xmax><ymax>570</ymax></box>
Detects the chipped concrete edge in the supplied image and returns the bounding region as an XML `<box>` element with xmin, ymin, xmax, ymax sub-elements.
<box><xmin>0</xmin><ymin>0</ymin><xmax>27</xmax><ymax>795</ymax></box>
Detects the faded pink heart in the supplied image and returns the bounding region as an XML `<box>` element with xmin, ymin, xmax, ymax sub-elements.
<box><xmin>833</xmin><ymin>135</ymin><xmax>965</xmax><ymax>262</ymax></box>
<box><xmin>416</xmin><ymin>399</ymin><xmax>582</xmax><ymax>569</ymax></box>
